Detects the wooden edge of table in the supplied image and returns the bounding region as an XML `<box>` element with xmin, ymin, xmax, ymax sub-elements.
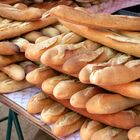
<box><xmin>0</xmin><ymin>94</ymin><xmax>60</xmax><ymax>140</ymax></box>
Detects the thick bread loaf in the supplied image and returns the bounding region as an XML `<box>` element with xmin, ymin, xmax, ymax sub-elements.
<box><xmin>1</xmin><ymin>64</ymin><xmax>25</xmax><ymax>81</ymax></box>
<box><xmin>0</xmin><ymin>17</ymin><xmax>57</xmax><ymax>40</ymax></box>
<box><xmin>0</xmin><ymin>72</ymin><xmax>9</xmax><ymax>82</ymax></box>
<box><xmin>0</xmin><ymin>3</ymin><xmax>42</xmax><ymax>21</ymax></box>
<box><xmin>70</xmin><ymin>86</ymin><xmax>104</xmax><ymax>108</ymax></box>
<box><xmin>26</xmin><ymin>92</ymin><xmax>54</xmax><ymax>114</ymax></box>
<box><xmin>0</xmin><ymin>42</ymin><xmax>20</xmax><ymax>55</ymax></box>
<box><xmin>91</xmin><ymin>126</ymin><xmax>128</xmax><ymax>140</ymax></box>
<box><xmin>50</xmin><ymin>5</ymin><xmax>140</xmax><ymax>31</ymax></box>
<box><xmin>90</xmin><ymin>60</ymin><xmax>140</xmax><ymax>85</ymax></box>
<box><xmin>26</xmin><ymin>66</ymin><xmax>58</xmax><ymax>86</ymax></box>
<box><xmin>63</xmin><ymin>46</ymin><xmax>116</xmax><ymax>74</ymax></box>
<box><xmin>58</xmin><ymin>20</ymin><xmax>140</xmax><ymax>57</ymax></box>
<box><xmin>52</xmin><ymin>112</ymin><xmax>85</xmax><ymax>137</ymax></box>
<box><xmin>0</xmin><ymin>53</ymin><xmax>26</xmax><ymax>67</ymax></box>
<box><xmin>86</xmin><ymin>93</ymin><xmax>140</xmax><ymax>114</ymax></box>
<box><xmin>0</xmin><ymin>79</ymin><xmax>32</xmax><ymax>94</ymax></box>
<box><xmin>80</xmin><ymin>119</ymin><xmax>105</xmax><ymax>140</ymax></box>
<box><xmin>128</xmin><ymin>127</ymin><xmax>140</xmax><ymax>140</ymax></box>
<box><xmin>53</xmin><ymin>79</ymin><xmax>88</xmax><ymax>99</ymax></box>
<box><xmin>101</xmin><ymin>81</ymin><xmax>140</xmax><ymax>99</ymax></box>
<box><xmin>19</xmin><ymin>61</ymin><xmax>38</xmax><ymax>74</ymax></box>
<box><xmin>41</xmin><ymin>102</ymin><xmax>68</xmax><ymax>124</ymax></box>
<box><xmin>41</xmin><ymin>40</ymin><xmax>99</xmax><ymax>66</ymax></box>
<box><xmin>79</xmin><ymin>53</ymin><xmax>132</xmax><ymax>83</ymax></box>
<box><xmin>42</xmin><ymin>75</ymin><xmax>70</xmax><ymax>94</ymax></box>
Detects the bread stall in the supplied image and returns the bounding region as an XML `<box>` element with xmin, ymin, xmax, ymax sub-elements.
<box><xmin>0</xmin><ymin>0</ymin><xmax>140</xmax><ymax>140</ymax></box>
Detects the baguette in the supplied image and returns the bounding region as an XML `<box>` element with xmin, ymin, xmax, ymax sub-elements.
<box><xmin>41</xmin><ymin>40</ymin><xmax>100</xmax><ymax>66</ymax></box>
<box><xmin>90</xmin><ymin>60</ymin><xmax>140</xmax><ymax>85</ymax></box>
<box><xmin>86</xmin><ymin>93</ymin><xmax>140</xmax><ymax>114</ymax></box>
<box><xmin>91</xmin><ymin>126</ymin><xmax>128</xmax><ymax>140</ymax></box>
<box><xmin>80</xmin><ymin>119</ymin><xmax>105</xmax><ymax>140</ymax></box>
<box><xmin>53</xmin><ymin>79</ymin><xmax>88</xmax><ymax>99</ymax></box>
<box><xmin>0</xmin><ymin>53</ymin><xmax>26</xmax><ymax>67</ymax></box>
<box><xmin>42</xmin><ymin>75</ymin><xmax>70</xmax><ymax>94</ymax></box>
<box><xmin>101</xmin><ymin>81</ymin><xmax>140</xmax><ymax>99</ymax></box>
<box><xmin>128</xmin><ymin>127</ymin><xmax>140</xmax><ymax>140</ymax></box>
<box><xmin>41</xmin><ymin>102</ymin><xmax>68</xmax><ymax>124</ymax></box>
<box><xmin>26</xmin><ymin>92</ymin><xmax>54</xmax><ymax>114</ymax></box>
<box><xmin>50</xmin><ymin>5</ymin><xmax>140</xmax><ymax>31</ymax></box>
<box><xmin>70</xmin><ymin>86</ymin><xmax>104</xmax><ymax>108</ymax></box>
<box><xmin>1</xmin><ymin>64</ymin><xmax>25</xmax><ymax>81</ymax></box>
<box><xmin>79</xmin><ymin>53</ymin><xmax>132</xmax><ymax>83</ymax></box>
<box><xmin>63</xmin><ymin>46</ymin><xmax>116</xmax><ymax>74</ymax></box>
<box><xmin>58</xmin><ymin>20</ymin><xmax>140</xmax><ymax>57</ymax></box>
<box><xmin>19</xmin><ymin>61</ymin><xmax>38</xmax><ymax>74</ymax></box>
<box><xmin>0</xmin><ymin>79</ymin><xmax>32</xmax><ymax>94</ymax></box>
<box><xmin>52</xmin><ymin>112</ymin><xmax>85</xmax><ymax>137</ymax></box>
<box><xmin>13</xmin><ymin>3</ymin><xmax>28</xmax><ymax>10</ymax></box>
<box><xmin>0</xmin><ymin>3</ymin><xmax>42</xmax><ymax>21</ymax></box>
<box><xmin>35</xmin><ymin>36</ymin><xmax>50</xmax><ymax>44</ymax></box>
<box><xmin>54</xmin><ymin>24</ymin><xmax>70</xmax><ymax>33</ymax></box>
<box><xmin>0</xmin><ymin>42</ymin><xmax>20</xmax><ymax>55</ymax></box>
<box><xmin>26</xmin><ymin>66</ymin><xmax>58</xmax><ymax>86</ymax></box>
<box><xmin>0</xmin><ymin>72</ymin><xmax>9</xmax><ymax>82</ymax></box>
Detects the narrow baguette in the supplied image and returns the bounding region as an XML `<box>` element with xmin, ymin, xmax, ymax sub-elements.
<box><xmin>1</xmin><ymin>64</ymin><xmax>25</xmax><ymax>81</ymax></box>
<box><xmin>59</xmin><ymin>20</ymin><xmax>140</xmax><ymax>57</ymax></box>
<box><xmin>86</xmin><ymin>93</ymin><xmax>140</xmax><ymax>114</ymax></box>
<box><xmin>91</xmin><ymin>126</ymin><xmax>128</xmax><ymax>140</ymax></box>
<box><xmin>80</xmin><ymin>119</ymin><xmax>105</xmax><ymax>140</ymax></box>
<box><xmin>70</xmin><ymin>86</ymin><xmax>104</xmax><ymax>108</ymax></box>
<box><xmin>50</xmin><ymin>5</ymin><xmax>140</xmax><ymax>31</ymax></box>
<box><xmin>41</xmin><ymin>102</ymin><xmax>68</xmax><ymax>124</ymax></box>
<box><xmin>0</xmin><ymin>3</ymin><xmax>42</xmax><ymax>21</ymax></box>
<box><xmin>53</xmin><ymin>79</ymin><xmax>88</xmax><ymax>99</ymax></box>
<box><xmin>0</xmin><ymin>53</ymin><xmax>26</xmax><ymax>67</ymax></box>
<box><xmin>0</xmin><ymin>79</ymin><xmax>32</xmax><ymax>94</ymax></box>
<box><xmin>26</xmin><ymin>66</ymin><xmax>58</xmax><ymax>86</ymax></box>
<box><xmin>52</xmin><ymin>112</ymin><xmax>85</xmax><ymax>137</ymax></box>
<box><xmin>101</xmin><ymin>81</ymin><xmax>140</xmax><ymax>99</ymax></box>
<box><xmin>0</xmin><ymin>42</ymin><xmax>20</xmax><ymax>55</ymax></box>
<box><xmin>90</xmin><ymin>60</ymin><xmax>140</xmax><ymax>85</ymax></box>
<box><xmin>0</xmin><ymin>72</ymin><xmax>9</xmax><ymax>82</ymax></box>
<box><xmin>42</xmin><ymin>75</ymin><xmax>70</xmax><ymax>94</ymax></box>
<box><xmin>128</xmin><ymin>127</ymin><xmax>140</xmax><ymax>140</ymax></box>
<box><xmin>26</xmin><ymin>92</ymin><xmax>54</xmax><ymax>114</ymax></box>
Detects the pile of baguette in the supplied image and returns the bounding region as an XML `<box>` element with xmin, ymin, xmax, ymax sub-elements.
<box><xmin>0</xmin><ymin>1</ymin><xmax>140</xmax><ymax>140</ymax></box>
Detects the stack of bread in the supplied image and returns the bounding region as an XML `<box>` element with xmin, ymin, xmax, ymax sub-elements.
<box><xmin>24</xmin><ymin>5</ymin><xmax>140</xmax><ymax>140</ymax></box>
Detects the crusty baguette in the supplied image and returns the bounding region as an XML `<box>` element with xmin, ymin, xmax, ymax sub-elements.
<box><xmin>41</xmin><ymin>40</ymin><xmax>99</xmax><ymax>66</ymax></box>
<box><xmin>128</xmin><ymin>127</ymin><xmax>140</xmax><ymax>140</ymax></box>
<box><xmin>26</xmin><ymin>66</ymin><xmax>58</xmax><ymax>86</ymax></box>
<box><xmin>101</xmin><ymin>81</ymin><xmax>140</xmax><ymax>99</ymax></box>
<box><xmin>41</xmin><ymin>102</ymin><xmax>68</xmax><ymax>124</ymax></box>
<box><xmin>0</xmin><ymin>53</ymin><xmax>26</xmax><ymax>67</ymax></box>
<box><xmin>0</xmin><ymin>72</ymin><xmax>9</xmax><ymax>82</ymax></box>
<box><xmin>63</xmin><ymin>46</ymin><xmax>116</xmax><ymax>74</ymax></box>
<box><xmin>52</xmin><ymin>112</ymin><xmax>85</xmax><ymax>137</ymax></box>
<box><xmin>19</xmin><ymin>61</ymin><xmax>38</xmax><ymax>74</ymax></box>
<box><xmin>58</xmin><ymin>20</ymin><xmax>140</xmax><ymax>57</ymax></box>
<box><xmin>0</xmin><ymin>42</ymin><xmax>20</xmax><ymax>55</ymax></box>
<box><xmin>70</xmin><ymin>86</ymin><xmax>104</xmax><ymax>108</ymax></box>
<box><xmin>79</xmin><ymin>53</ymin><xmax>132</xmax><ymax>83</ymax></box>
<box><xmin>90</xmin><ymin>60</ymin><xmax>140</xmax><ymax>85</ymax></box>
<box><xmin>80</xmin><ymin>119</ymin><xmax>105</xmax><ymax>140</ymax></box>
<box><xmin>42</xmin><ymin>74</ymin><xmax>70</xmax><ymax>95</ymax></box>
<box><xmin>53</xmin><ymin>79</ymin><xmax>88</xmax><ymax>99</ymax></box>
<box><xmin>0</xmin><ymin>17</ymin><xmax>57</xmax><ymax>40</ymax></box>
<box><xmin>0</xmin><ymin>3</ymin><xmax>42</xmax><ymax>21</ymax></box>
<box><xmin>91</xmin><ymin>126</ymin><xmax>128</xmax><ymax>140</ymax></box>
<box><xmin>1</xmin><ymin>64</ymin><xmax>25</xmax><ymax>81</ymax></box>
<box><xmin>0</xmin><ymin>79</ymin><xmax>32</xmax><ymax>94</ymax></box>
<box><xmin>50</xmin><ymin>5</ymin><xmax>140</xmax><ymax>31</ymax></box>
<box><xmin>86</xmin><ymin>93</ymin><xmax>140</xmax><ymax>114</ymax></box>
<box><xmin>26</xmin><ymin>92</ymin><xmax>54</xmax><ymax>114</ymax></box>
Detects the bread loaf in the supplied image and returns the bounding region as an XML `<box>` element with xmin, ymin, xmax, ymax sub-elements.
<box><xmin>0</xmin><ymin>72</ymin><xmax>9</xmax><ymax>82</ymax></box>
<box><xmin>86</xmin><ymin>93</ymin><xmax>140</xmax><ymax>114</ymax></box>
<box><xmin>128</xmin><ymin>127</ymin><xmax>140</xmax><ymax>140</ymax></box>
<box><xmin>52</xmin><ymin>112</ymin><xmax>85</xmax><ymax>137</ymax></box>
